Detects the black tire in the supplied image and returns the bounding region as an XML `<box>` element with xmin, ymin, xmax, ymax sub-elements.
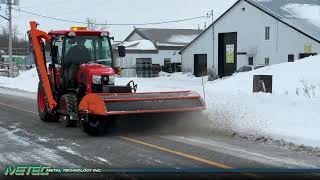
<box><xmin>37</xmin><ymin>82</ymin><xmax>59</xmax><ymax>122</ymax></box>
<box><xmin>82</xmin><ymin>115</ymin><xmax>113</xmax><ymax>136</ymax></box>
<box><xmin>60</xmin><ymin>94</ymin><xmax>78</xmax><ymax>127</ymax></box>
<box><xmin>82</xmin><ymin>115</ymin><xmax>105</xmax><ymax>136</ymax></box>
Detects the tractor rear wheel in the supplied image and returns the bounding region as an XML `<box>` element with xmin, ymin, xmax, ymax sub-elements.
<box><xmin>60</xmin><ymin>94</ymin><xmax>78</xmax><ymax>127</ymax></box>
<box><xmin>37</xmin><ymin>82</ymin><xmax>59</xmax><ymax>122</ymax></box>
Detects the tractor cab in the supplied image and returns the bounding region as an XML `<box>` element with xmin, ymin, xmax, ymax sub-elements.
<box><xmin>48</xmin><ymin>27</ymin><xmax>126</xmax><ymax>93</ymax></box>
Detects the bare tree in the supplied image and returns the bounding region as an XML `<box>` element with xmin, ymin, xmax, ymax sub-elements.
<box><xmin>85</xmin><ymin>18</ymin><xmax>109</xmax><ymax>31</ymax></box>
<box><xmin>12</xmin><ymin>24</ymin><xmax>19</xmax><ymax>42</ymax></box>
<box><xmin>86</xmin><ymin>18</ymin><xmax>98</xmax><ymax>30</ymax></box>
<box><xmin>99</xmin><ymin>20</ymin><xmax>109</xmax><ymax>31</ymax></box>
<box><xmin>0</xmin><ymin>24</ymin><xmax>29</xmax><ymax>54</ymax></box>
<box><xmin>1</xmin><ymin>25</ymin><xmax>8</xmax><ymax>36</ymax></box>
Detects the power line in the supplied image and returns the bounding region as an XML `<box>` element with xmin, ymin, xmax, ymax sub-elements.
<box><xmin>13</xmin><ymin>7</ymin><xmax>207</xmax><ymax>26</ymax></box>
<box><xmin>14</xmin><ymin>8</ymin><xmax>85</xmax><ymax>24</ymax></box>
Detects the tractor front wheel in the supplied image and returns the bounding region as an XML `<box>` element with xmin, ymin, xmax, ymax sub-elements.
<box><xmin>81</xmin><ymin>115</ymin><xmax>118</xmax><ymax>136</ymax></box>
<box><xmin>82</xmin><ymin>115</ymin><xmax>105</xmax><ymax>136</ymax></box>
<box><xmin>60</xmin><ymin>94</ymin><xmax>78</xmax><ymax>127</ymax></box>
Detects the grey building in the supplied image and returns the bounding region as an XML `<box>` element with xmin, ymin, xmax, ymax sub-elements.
<box><xmin>114</xmin><ymin>28</ymin><xmax>203</xmax><ymax>66</ymax></box>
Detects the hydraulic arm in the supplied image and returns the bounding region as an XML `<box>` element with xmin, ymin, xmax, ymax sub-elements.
<box><xmin>28</xmin><ymin>21</ymin><xmax>57</xmax><ymax>112</ymax></box>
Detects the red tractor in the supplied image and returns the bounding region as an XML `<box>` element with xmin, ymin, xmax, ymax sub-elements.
<box><xmin>28</xmin><ymin>21</ymin><xmax>205</xmax><ymax>135</ymax></box>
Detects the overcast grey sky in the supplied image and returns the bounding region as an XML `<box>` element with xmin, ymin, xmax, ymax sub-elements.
<box><xmin>0</xmin><ymin>0</ymin><xmax>236</xmax><ymax>40</ymax></box>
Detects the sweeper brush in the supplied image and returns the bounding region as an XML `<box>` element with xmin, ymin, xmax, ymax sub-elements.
<box><xmin>79</xmin><ymin>91</ymin><xmax>205</xmax><ymax>116</ymax></box>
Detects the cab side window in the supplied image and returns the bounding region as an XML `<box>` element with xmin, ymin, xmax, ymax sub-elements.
<box><xmin>53</xmin><ymin>36</ymin><xmax>63</xmax><ymax>65</ymax></box>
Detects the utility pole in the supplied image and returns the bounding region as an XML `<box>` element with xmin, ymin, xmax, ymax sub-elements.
<box><xmin>0</xmin><ymin>0</ymin><xmax>19</xmax><ymax>77</ymax></box>
<box><xmin>8</xmin><ymin>0</ymin><xmax>12</xmax><ymax>77</ymax></box>
<box><xmin>211</xmin><ymin>10</ymin><xmax>214</xmax><ymax>23</ymax></box>
<box><xmin>24</xmin><ymin>32</ymin><xmax>27</xmax><ymax>66</ymax></box>
<box><xmin>206</xmin><ymin>10</ymin><xmax>214</xmax><ymax>23</ymax></box>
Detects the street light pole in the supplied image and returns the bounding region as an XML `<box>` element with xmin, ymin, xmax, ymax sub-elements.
<box><xmin>24</xmin><ymin>32</ymin><xmax>27</xmax><ymax>66</ymax></box>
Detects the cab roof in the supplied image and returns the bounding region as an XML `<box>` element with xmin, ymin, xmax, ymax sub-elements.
<box><xmin>48</xmin><ymin>30</ymin><xmax>110</xmax><ymax>36</ymax></box>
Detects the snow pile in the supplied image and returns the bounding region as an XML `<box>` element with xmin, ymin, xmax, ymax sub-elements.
<box><xmin>282</xmin><ymin>3</ymin><xmax>320</xmax><ymax>28</ymax></box>
<box><xmin>1</xmin><ymin>55</ymin><xmax>320</xmax><ymax>147</ymax></box>
<box><xmin>0</xmin><ymin>67</ymin><xmax>38</xmax><ymax>92</ymax></box>
<box><xmin>121</xmin><ymin>40</ymin><xmax>157</xmax><ymax>50</ymax></box>
<box><xmin>212</xmin><ymin>56</ymin><xmax>320</xmax><ymax>98</ymax></box>
<box><xmin>204</xmin><ymin>56</ymin><xmax>320</xmax><ymax>146</ymax></box>
<box><xmin>167</xmin><ymin>34</ymin><xmax>199</xmax><ymax>44</ymax></box>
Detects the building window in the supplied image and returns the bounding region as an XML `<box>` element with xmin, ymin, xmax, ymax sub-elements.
<box><xmin>248</xmin><ymin>57</ymin><xmax>254</xmax><ymax>65</ymax></box>
<box><xmin>265</xmin><ymin>27</ymin><xmax>270</xmax><ymax>40</ymax></box>
<box><xmin>288</xmin><ymin>54</ymin><xmax>294</xmax><ymax>62</ymax></box>
<box><xmin>164</xmin><ymin>58</ymin><xmax>171</xmax><ymax>65</ymax></box>
<box><xmin>299</xmin><ymin>53</ymin><xmax>318</xmax><ymax>59</ymax></box>
<box><xmin>265</xmin><ymin>58</ymin><xmax>270</xmax><ymax>66</ymax></box>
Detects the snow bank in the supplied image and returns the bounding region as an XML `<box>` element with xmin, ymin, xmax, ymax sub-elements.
<box><xmin>1</xmin><ymin>55</ymin><xmax>320</xmax><ymax>147</ymax></box>
<box><xmin>212</xmin><ymin>56</ymin><xmax>320</xmax><ymax>98</ymax></box>
<box><xmin>208</xmin><ymin>56</ymin><xmax>320</xmax><ymax>147</ymax></box>
<box><xmin>204</xmin><ymin>56</ymin><xmax>320</xmax><ymax>146</ymax></box>
<box><xmin>0</xmin><ymin>67</ymin><xmax>39</xmax><ymax>92</ymax></box>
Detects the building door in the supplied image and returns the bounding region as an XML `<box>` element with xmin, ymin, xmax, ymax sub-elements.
<box><xmin>218</xmin><ymin>32</ymin><xmax>237</xmax><ymax>77</ymax></box>
<box><xmin>248</xmin><ymin>57</ymin><xmax>254</xmax><ymax>65</ymax></box>
<box><xmin>194</xmin><ymin>54</ymin><xmax>207</xmax><ymax>77</ymax></box>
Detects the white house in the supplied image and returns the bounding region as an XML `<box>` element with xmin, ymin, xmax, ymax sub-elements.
<box><xmin>180</xmin><ymin>0</ymin><xmax>320</xmax><ymax>77</ymax></box>
<box><xmin>115</xmin><ymin>28</ymin><xmax>203</xmax><ymax>66</ymax></box>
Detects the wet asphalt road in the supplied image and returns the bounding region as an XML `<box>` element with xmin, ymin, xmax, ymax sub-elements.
<box><xmin>0</xmin><ymin>89</ymin><xmax>320</xmax><ymax>179</ymax></box>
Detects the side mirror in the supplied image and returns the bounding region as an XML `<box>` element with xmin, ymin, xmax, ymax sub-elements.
<box><xmin>118</xmin><ymin>46</ymin><xmax>126</xmax><ymax>57</ymax></box>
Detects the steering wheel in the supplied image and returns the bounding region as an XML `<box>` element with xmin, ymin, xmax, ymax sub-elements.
<box><xmin>126</xmin><ymin>80</ymin><xmax>138</xmax><ymax>93</ymax></box>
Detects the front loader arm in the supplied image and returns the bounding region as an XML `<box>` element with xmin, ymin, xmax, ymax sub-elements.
<box><xmin>28</xmin><ymin>21</ymin><xmax>57</xmax><ymax>112</ymax></box>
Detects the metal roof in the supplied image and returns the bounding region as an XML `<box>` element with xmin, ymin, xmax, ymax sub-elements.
<box><xmin>247</xmin><ymin>0</ymin><xmax>320</xmax><ymax>42</ymax></box>
<box><xmin>125</xmin><ymin>28</ymin><xmax>203</xmax><ymax>47</ymax></box>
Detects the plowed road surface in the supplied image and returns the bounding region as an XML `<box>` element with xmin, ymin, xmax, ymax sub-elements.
<box><xmin>0</xmin><ymin>88</ymin><xmax>319</xmax><ymax>179</ymax></box>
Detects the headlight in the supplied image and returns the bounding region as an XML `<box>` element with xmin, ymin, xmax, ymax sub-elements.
<box><xmin>92</xmin><ymin>75</ymin><xmax>101</xmax><ymax>85</ymax></box>
<box><xmin>108</xmin><ymin>75</ymin><xmax>115</xmax><ymax>85</ymax></box>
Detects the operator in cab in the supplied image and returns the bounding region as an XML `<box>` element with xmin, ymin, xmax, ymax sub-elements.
<box><xmin>64</xmin><ymin>38</ymin><xmax>91</xmax><ymax>88</ymax></box>
<box><xmin>65</xmin><ymin>38</ymin><xmax>91</xmax><ymax>63</ymax></box>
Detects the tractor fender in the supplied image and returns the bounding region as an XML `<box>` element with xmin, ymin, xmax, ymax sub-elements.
<box><xmin>79</xmin><ymin>94</ymin><xmax>107</xmax><ymax>116</ymax></box>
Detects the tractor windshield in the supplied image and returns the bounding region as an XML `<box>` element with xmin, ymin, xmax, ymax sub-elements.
<box><xmin>64</xmin><ymin>36</ymin><xmax>112</xmax><ymax>67</ymax></box>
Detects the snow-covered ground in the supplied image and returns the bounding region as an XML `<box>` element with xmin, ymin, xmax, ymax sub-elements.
<box><xmin>0</xmin><ymin>67</ymin><xmax>39</xmax><ymax>92</ymax></box>
<box><xmin>0</xmin><ymin>55</ymin><xmax>320</xmax><ymax>147</ymax></box>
